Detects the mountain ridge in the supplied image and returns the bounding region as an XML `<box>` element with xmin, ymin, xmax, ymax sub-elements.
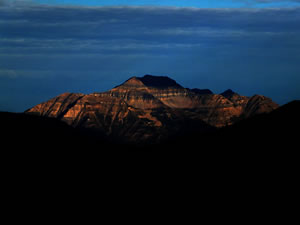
<box><xmin>26</xmin><ymin>74</ymin><xmax>279</xmax><ymax>143</ymax></box>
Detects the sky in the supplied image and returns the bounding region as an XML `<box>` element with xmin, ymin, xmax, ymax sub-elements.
<box><xmin>0</xmin><ymin>0</ymin><xmax>300</xmax><ymax>112</ymax></box>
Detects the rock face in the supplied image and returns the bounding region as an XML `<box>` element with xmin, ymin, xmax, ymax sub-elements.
<box><xmin>26</xmin><ymin>75</ymin><xmax>279</xmax><ymax>143</ymax></box>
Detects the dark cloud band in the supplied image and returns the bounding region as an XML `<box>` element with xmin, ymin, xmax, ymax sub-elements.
<box><xmin>0</xmin><ymin>5</ymin><xmax>299</xmax><ymax>111</ymax></box>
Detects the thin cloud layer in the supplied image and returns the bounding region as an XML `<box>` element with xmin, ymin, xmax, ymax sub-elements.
<box><xmin>2</xmin><ymin>0</ymin><xmax>300</xmax><ymax>8</ymax></box>
<box><xmin>0</xmin><ymin>0</ymin><xmax>34</xmax><ymax>6</ymax></box>
<box><xmin>254</xmin><ymin>0</ymin><xmax>300</xmax><ymax>2</ymax></box>
<box><xmin>1</xmin><ymin>6</ymin><xmax>299</xmax><ymax>54</ymax></box>
<box><xmin>0</xmin><ymin>5</ymin><xmax>299</xmax><ymax>111</ymax></box>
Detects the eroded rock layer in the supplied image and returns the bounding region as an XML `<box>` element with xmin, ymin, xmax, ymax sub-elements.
<box><xmin>26</xmin><ymin>75</ymin><xmax>279</xmax><ymax>142</ymax></box>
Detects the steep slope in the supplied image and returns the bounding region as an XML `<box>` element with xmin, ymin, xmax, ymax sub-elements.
<box><xmin>0</xmin><ymin>111</ymin><xmax>82</xmax><ymax>149</ymax></box>
<box><xmin>26</xmin><ymin>75</ymin><xmax>279</xmax><ymax>143</ymax></box>
<box><xmin>27</xmin><ymin>93</ymin><xmax>84</xmax><ymax>119</ymax></box>
<box><xmin>216</xmin><ymin>100</ymin><xmax>300</xmax><ymax>149</ymax></box>
<box><xmin>221</xmin><ymin>89</ymin><xmax>249</xmax><ymax>106</ymax></box>
<box><xmin>243</xmin><ymin>95</ymin><xmax>279</xmax><ymax>118</ymax></box>
<box><xmin>158</xmin><ymin>100</ymin><xmax>300</xmax><ymax>154</ymax></box>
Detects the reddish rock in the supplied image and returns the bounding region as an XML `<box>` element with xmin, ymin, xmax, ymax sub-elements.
<box><xmin>26</xmin><ymin>75</ymin><xmax>279</xmax><ymax>142</ymax></box>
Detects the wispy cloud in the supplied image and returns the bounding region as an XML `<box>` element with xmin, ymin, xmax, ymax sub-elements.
<box><xmin>0</xmin><ymin>4</ymin><xmax>299</xmax><ymax>110</ymax></box>
<box><xmin>2</xmin><ymin>0</ymin><xmax>300</xmax><ymax>8</ymax></box>
<box><xmin>253</xmin><ymin>0</ymin><xmax>300</xmax><ymax>2</ymax></box>
<box><xmin>0</xmin><ymin>69</ymin><xmax>18</xmax><ymax>78</ymax></box>
<box><xmin>1</xmin><ymin>6</ymin><xmax>299</xmax><ymax>54</ymax></box>
<box><xmin>0</xmin><ymin>0</ymin><xmax>35</xmax><ymax>7</ymax></box>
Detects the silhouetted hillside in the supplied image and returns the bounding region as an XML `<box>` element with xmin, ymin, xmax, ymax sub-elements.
<box><xmin>1</xmin><ymin>111</ymin><xmax>73</xmax><ymax>137</ymax></box>
<box><xmin>2</xmin><ymin>100</ymin><xmax>299</xmax><ymax>151</ymax></box>
<box><xmin>221</xmin><ymin>100</ymin><xmax>300</xmax><ymax>139</ymax></box>
<box><xmin>161</xmin><ymin>100</ymin><xmax>300</xmax><ymax>153</ymax></box>
<box><xmin>1</xmin><ymin>100</ymin><xmax>299</xmax><ymax>179</ymax></box>
<box><xmin>1</xmin><ymin>100</ymin><xmax>299</xmax><ymax>156</ymax></box>
<box><xmin>0</xmin><ymin>112</ymin><xmax>109</xmax><ymax>152</ymax></box>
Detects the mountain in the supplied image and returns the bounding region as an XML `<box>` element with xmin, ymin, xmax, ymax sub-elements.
<box><xmin>0</xmin><ymin>111</ymin><xmax>80</xmax><ymax>149</ymax></box>
<box><xmin>2</xmin><ymin>100</ymin><xmax>298</xmax><ymax>151</ymax></box>
<box><xmin>190</xmin><ymin>88</ymin><xmax>213</xmax><ymax>95</ymax></box>
<box><xmin>153</xmin><ymin>100</ymin><xmax>300</xmax><ymax>168</ymax></box>
<box><xmin>168</xmin><ymin>100</ymin><xmax>300</xmax><ymax>146</ymax></box>
<box><xmin>222</xmin><ymin>100</ymin><xmax>300</xmax><ymax>138</ymax></box>
<box><xmin>26</xmin><ymin>75</ymin><xmax>278</xmax><ymax>143</ymax></box>
<box><xmin>3</xmin><ymin>102</ymin><xmax>299</xmax><ymax>204</ymax></box>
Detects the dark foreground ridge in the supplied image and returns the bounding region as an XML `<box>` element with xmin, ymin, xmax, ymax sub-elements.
<box><xmin>1</xmin><ymin>100</ymin><xmax>299</xmax><ymax>185</ymax></box>
<box><xmin>2</xmin><ymin>102</ymin><xmax>298</xmax><ymax>214</ymax></box>
<box><xmin>2</xmin><ymin>100</ymin><xmax>299</xmax><ymax>151</ymax></box>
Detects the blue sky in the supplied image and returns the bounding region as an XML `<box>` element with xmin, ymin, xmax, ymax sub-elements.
<box><xmin>0</xmin><ymin>0</ymin><xmax>300</xmax><ymax>111</ymax></box>
<box><xmin>2</xmin><ymin>0</ymin><xmax>300</xmax><ymax>7</ymax></box>
<box><xmin>35</xmin><ymin>0</ymin><xmax>300</xmax><ymax>8</ymax></box>
<box><xmin>36</xmin><ymin>0</ymin><xmax>245</xmax><ymax>7</ymax></box>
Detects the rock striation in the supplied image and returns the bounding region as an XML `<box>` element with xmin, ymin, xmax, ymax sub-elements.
<box><xmin>26</xmin><ymin>75</ymin><xmax>279</xmax><ymax>143</ymax></box>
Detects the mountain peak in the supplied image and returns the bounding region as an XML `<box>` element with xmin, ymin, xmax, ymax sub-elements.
<box><xmin>138</xmin><ymin>75</ymin><xmax>183</xmax><ymax>89</ymax></box>
<box><xmin>114</xmin><ymin>75</ymin><xmax>183</xmax><ymax>90</ymax></box>
<box><xmin>122</xmin><ymin>76</ymin><xmax>145</xmax><ymax>87</ymax></box>
<box><xmin>221</xmin><ymin>89</ymin><xmax>238</xmax><ymax>98</ymax></box>
<box><xmin>25</xmin><ymin>74</ymin><xmax>279</xmax><ymax>143</ymax></box>
<box><xmin>191</xmin><ymin>88</ymin><xmax>213</xmax><ymax>95</ymax></box>
<box><xmin>113</xmin><ymin>76</ymin><xmax>146</xmax><ymax>90</ymax></box>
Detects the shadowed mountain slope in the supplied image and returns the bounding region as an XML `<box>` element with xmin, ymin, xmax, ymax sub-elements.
<box><xmin>1</xmin><ymin>100</ymin><xmax>298</xmax><ymax>153</ymax></box>
<box><xmin>221</xmin><ymin>100</ymin><xmax>300</xmax><ymax>138</ymax></box>
<box><xmin>25</xmin><ymin>75</ymin><xmax>279</xmax><ymax>143</ymax></box>
<box><xmin>158</xmin><ymin>100</ymin><xmax>300</xmax><ymax>156</ymax></box>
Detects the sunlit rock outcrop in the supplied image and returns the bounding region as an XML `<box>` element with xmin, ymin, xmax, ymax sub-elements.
<box><xmin>26</xmin><ymin>75</ymin><xmax>279</xmax><ymax>142</ymax></box>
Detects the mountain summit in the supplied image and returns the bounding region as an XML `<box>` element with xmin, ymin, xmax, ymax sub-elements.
<box><xmin>138</xmin><ymin>75</ymin><xmax>183</xmax><ymax>89</ymax></box>
<box><xmin>26</xmin><ymin>75</ymin><xmax>278</xmax><ymax>143</ymax></box>
<box><xmin>221</xmin><ymin>89</ymin><xmax>236</xmax><ymax>98</ymax></box>
<box><xmin>114</xmin><ymin>75</ymin><xmax>183</xmax><ymax>89</ymax></box>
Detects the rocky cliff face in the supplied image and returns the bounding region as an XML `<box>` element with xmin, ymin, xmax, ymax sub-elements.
<box><xmin>26</xmin><ymin>75</ymin><xmax>279</xmax><ymax>143</ymax></box>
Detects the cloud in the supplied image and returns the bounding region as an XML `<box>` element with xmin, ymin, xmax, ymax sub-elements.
<box><xmin>0</xmin><ymin>5</ymin><xmax>299</xmax><ymax>65</ymax></box>
<box><xmin>1</xmin><ymin>5</ymin><xmax>299</xmax><ymax>76</ymax></box>
<box><xmin>237</xmin><ymin>0</ymin><xmax>300</xmax><ymax>6</ymax></box>
<box><xmin>253</xmin><ymin>0</ymin><xmax>300</xmax><ymax>2</ymax></box>
<box><xmin>1</xmin><ymin>6</ymin><xmax>299</xmax><ymax>36</ymax></box>
<box><xmin>0</xmin><ymin>0</ymin><xmax>34</xmax><ymax>7</ymax></box>
<box><xmin>0</xmin><ymin>5</ymin><xmax>299</xmax><ymax>111</ymax></box>
<box><xmin>0</xmin><ymin>69</ymin><xmax>18</xmax><ymax>78</ymax></box>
